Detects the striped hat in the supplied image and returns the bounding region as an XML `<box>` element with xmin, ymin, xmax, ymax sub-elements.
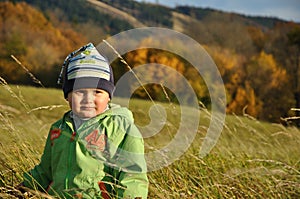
<box><xmin>62</xmin><ymin>43</ymin><xmax>114</xmax><ymax>98</ymax></box>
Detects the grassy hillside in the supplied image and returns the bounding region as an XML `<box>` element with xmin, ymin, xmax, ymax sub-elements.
<box><xmin>0</xmin><ymin>85</ymin><xmax>299</xmax><ymax>198</ymax></box>
<box><xmin>2</xmin><ymin>1</ymin><xmax>300</xmax><ymax>124</ymax></box>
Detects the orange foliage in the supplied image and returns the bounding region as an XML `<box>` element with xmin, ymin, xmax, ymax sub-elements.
<box><xmin>0</xmin><ymin>1</ymin><xmax>297</xmax><ymax>122</ymax></box>
<box><xmin>122</xmin><ymin>38</ymin><xmax>208</xmax><ymax>103</ymax></box>
<box><xmin>205</xmin><ymin>43</ymin><xmax>293</xmax><ymax>120</ymax></box>
<box><xmin>0</xmin><ymin>2</ymin><xmax>87</xmax><ymax>85</ymax></box>
<box><xmin>226</xmin><ymin>82</ymin><xmax>261</xmax><ymax>117</ymax></box>
<box><xmin>247</xmin><ymin>26</ymin><xmax>265</xmax><ymax>51</ymax></box>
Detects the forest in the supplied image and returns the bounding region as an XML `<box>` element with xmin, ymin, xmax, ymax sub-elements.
<box><xmin>1</xmin><ymin>0</ymin><xmax>300</xmax><ymax>124</ymax></box>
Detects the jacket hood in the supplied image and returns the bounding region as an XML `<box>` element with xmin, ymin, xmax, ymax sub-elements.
<box><xmin>106</xmin><ymin>103</ymin><xmax>135</xmax><ymax>123</ymax></box>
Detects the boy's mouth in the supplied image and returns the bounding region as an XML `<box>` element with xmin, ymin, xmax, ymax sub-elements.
<box><xmin>81</xmin><ymin>106</ymin><xmax>95</xmax><ymax>110</ymax></box>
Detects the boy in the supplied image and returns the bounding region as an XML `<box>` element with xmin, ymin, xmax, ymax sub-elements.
<box><xmin>21</xmin><ymin>43</ymin><xmax>149</xmax><ymax>198</ymax></box>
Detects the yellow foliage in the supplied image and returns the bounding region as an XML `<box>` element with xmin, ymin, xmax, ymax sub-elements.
<box><xmin>0</xmin><ymin>2</ymin><xmax>87</xmax><ymax>83</ymax></box>
<box><xmin>226</xmin><ymin>83</ymin><xmax>261</xmax><ymax>117</ymax></box>
<box><xmin>123</xmin><ymin>40</ymin><xmax>209</xmax><ymax>102</ymax></box>
<box><xmin>255</xmin><ymin>51</ymin><xmax>287</xmax><ymax>89</ymax></box>
<box><xmin>204</xmin><ymin>45</ymin><xmax>245</xmax><ymax>78</ymax></box>
<box><xmin>226</xmin><ymin>87</ymin><xmax>247</xmax><ymax>115</ymax></box>
<box><xmin>257</xmin><ymin>51</ymin><xmax>276</xmax><ymax>70</ymax></box>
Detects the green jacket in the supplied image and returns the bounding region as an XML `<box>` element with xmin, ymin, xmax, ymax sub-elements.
<box><xmin>23</xmin><ymin>104</ymin><xmax>148</xmax><ymax>198</ymax></box>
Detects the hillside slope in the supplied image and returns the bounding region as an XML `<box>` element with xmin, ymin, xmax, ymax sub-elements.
<box><xmin>86</xmin><ymin>0</ymin><xmax>204</xmax><ymax>34</ymax></box>
<box><xmin>86</xmin><ymin>0</ymin><xmax>145</xmax><ymax>27</ymax></box>
<box><xmin>171</xmin><ymin>10</ymin><xmax>201</xmax><ymax>33</ymax></box>
<box><xmin>1</xmin><ymin>0</ymin><xmax>300</xmax><ymax>124</ymax></box>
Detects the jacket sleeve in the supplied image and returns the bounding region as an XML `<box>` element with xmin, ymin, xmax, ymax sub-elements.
<box><xmin>23</xmin><ymin>131</ymin><xmax>52</xmax><ymax>191</ymax></box>
<box><xmin>114</xmin><ymin>124</ymin><xmax>149</xmax><ymax>199</ymax></box>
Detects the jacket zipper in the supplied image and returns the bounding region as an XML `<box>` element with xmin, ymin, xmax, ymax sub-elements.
<box><xmin>65</xmin><ymin>131</ymin><xmax>76</xmax><ymax>190</ymax></box>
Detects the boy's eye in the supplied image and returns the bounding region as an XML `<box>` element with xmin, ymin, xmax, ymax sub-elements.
<box><xmin>72</xmin><ymin>89</ymin><xmax>105</xmax><ymax>96</ymax></box>
<box><xmin>95</xmin><ymin>90</ymin><xmax>104</xmax><ymax>94</ymax></box>
<box><xmin>74</xmin><ymin>90</ymin><xmax>85</xmax><ymax>95</ymax></box>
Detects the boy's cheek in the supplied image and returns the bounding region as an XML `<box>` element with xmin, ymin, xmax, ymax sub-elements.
<box><xmin>71</xmin><ymin>100</ymin><xmax>81</xmax><ymax>112</ymax></box>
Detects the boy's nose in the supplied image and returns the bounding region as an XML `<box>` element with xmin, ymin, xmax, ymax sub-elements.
<box><xmin>83</xmin><ymin>91</ymin><xmax>94</xmax><ymax>103</ymax></box>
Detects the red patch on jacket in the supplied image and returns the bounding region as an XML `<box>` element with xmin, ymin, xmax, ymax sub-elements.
<box><xmin>85</xmin><ymin>129</ymin><xmax>106</xmax><ymax>152</ymax></box>
<box><xmin>50</xmin><ymin>128</ymin><xmax>61</xmax><ymax>140</ymax></box>
<box><xmin>98</xmin><ymin>181</ymin><xmax>110</xmax><ymax>199</ymax></box>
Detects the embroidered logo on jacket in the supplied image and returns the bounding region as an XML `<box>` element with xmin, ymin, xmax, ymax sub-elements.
<box><xmin>50</xmin><ymin>128</ymin><xmax>61</xmax><ymax>146</ymax></box>
<box><xmin>85</xmin><ymin>129</ymin><xmax>106</xmax><ymax>152</ymax></box>
<box><xmin>50</xmin><ymin>128</ymin><xmax>61</xmax><ymax>140</ymax></box>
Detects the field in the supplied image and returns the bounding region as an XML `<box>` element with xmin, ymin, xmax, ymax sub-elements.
<box><xmin>0</xmin><ymin>84</ymin><xmax>299</xmax><ymax>198</ymax></box>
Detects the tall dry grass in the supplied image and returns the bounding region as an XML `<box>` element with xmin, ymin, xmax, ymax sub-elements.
<box><xmin>0</xmin><ymin>81</ymin><xmax>299</xmax><ymax>198</ymax></box>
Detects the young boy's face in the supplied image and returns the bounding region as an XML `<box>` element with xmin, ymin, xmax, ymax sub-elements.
<box><xmin>67</xmin><ymin>88</ymin><xmax>110</xmax><ymax>119</ymax></box>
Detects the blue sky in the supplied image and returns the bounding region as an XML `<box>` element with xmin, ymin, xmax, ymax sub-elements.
<box><xmin>135</xmin><ymin>0</ymin><xmax>300</xmax><ymax>22</ymax></box>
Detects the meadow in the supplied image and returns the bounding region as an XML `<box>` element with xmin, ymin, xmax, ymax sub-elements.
<box><xmin>0</xmin><ymin>83</ymin><xmax>299</xmax><ymax>198</ymax></box>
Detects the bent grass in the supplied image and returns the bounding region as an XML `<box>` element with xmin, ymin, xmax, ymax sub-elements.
<box><xmin>0</xmin><ymin>84</ymin><xmax>299</xmax><ymax>198</ymax></box>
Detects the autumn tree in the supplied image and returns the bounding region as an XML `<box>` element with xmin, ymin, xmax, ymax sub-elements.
<box><xmin>206</xmin><ymin>45</ymin><xmax>292</xmax><ymax>122</ymax></box>
<box><xmin>110</xmin><ymin>37</ymin><xmax>209</xmax><ymax>105</ymax></box>
<box><xmin>287</xmin><ymin>26</ymin><xmax>300</xmax><ymax>121</ymax></box>
<box><xmin>204</xmin><ymin>46</ymin><xmax>256</xmax><ymax>116</ymax></box>
<box><xmin>263</xmin><ymin>22</ymin><xmax>300</xmax><ymax>123</ymax></box>
<box><xmin>246</xmin><ymin>51</ymin><xmax>292</xmax><ymax>121</ymax></box>
<box><xmin>0</xmin><ymin>2</ymin><xmax>86</xmax><ymax>86</ymax></box>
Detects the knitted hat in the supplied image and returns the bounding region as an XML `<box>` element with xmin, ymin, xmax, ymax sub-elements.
<box><xmin>61</xmin><ymin>43</ymin><xmax>114</xmax><ymax>99</ymax></box>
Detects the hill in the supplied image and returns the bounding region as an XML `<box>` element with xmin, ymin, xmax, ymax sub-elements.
<box><xmin>1</xmin><ymin>0</ymin><xmax>300</xmax><ymax>124</ymax></box>
<box><xmin>0</xmin><ymin>85</ymin><xmax>299</xmax><ymax>198</ymax></box>
<box><xmin>86</xmin><ymin>0</ymin><xmax>145</xmax><ymax>27</ymax></box>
